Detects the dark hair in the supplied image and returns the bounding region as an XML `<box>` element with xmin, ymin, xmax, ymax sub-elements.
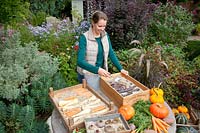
<box><xmin>91</xmin><ymin>11</ymin><xmax>108</xmax><ymax>24</ymax></box>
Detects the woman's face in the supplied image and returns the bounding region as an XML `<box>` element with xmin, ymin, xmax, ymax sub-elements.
<box><xmin>92</xmin><ymin>19</ymin><xmax>107</xmax><ymax>35</ymax></box>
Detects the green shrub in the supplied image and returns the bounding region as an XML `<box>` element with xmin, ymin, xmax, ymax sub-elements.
<box><xmin>29</xmin><ymin>0</ymin><xmax>71</xmax><ymax>18</ymax></box>
<box><xmin>196</xmin><ymin>23</ymin><xmax>200</xmax><ymax>35</ymax></box>
<box><xmin>0</xmin><ymin>33</ymin><xmax>58</xmax><ymax>101</ymax></box>
<box><xmin>0</xmin><ymin>31</ymin><xmax>61</xmax><ymax>132</ymax></box>
<box><xmin>28</xmin><ymin>11</ymin><xmax>47</xmax><ymax>26</ymax></box>
<box><xmin>145</xmin><ymin>2</ymin><xmax>194</xmax><ymax>48</ymax></box>
<box><xmin>0</xmin><ymin>0</ymin><xmax>30</xmax><ymax>26</ymax></box>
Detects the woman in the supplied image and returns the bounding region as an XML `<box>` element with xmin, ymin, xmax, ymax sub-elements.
<box><xmin>77</xmin><ymin>10</ymin><xmax>128</xmax><ymax>91</ymax></box>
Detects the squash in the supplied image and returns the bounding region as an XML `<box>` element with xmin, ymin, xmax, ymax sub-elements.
<box><xmin>178</xmin><ymin>105</ymin><xmax>188</xmax><ymax>113</ymax></box>
<box><xmin>183</xmin><ymin>112</ymin><xmax>190</xmax><ymax>120</ymax></box>
<box><xmin>175</xmin><ymin>113</ymin><xmax>188</xmax><ymax>124</ymax></box>
<box><xmin>172</xmin><ymin>108</ymin><xmax>179</xmax><ymax>115</ymax></box>
<box><xmin>176</xmin><ymin>126</ymin><xmax>190</xmax><ymax>133</ymax></box>
<box><xmin>118</xmin><ymin>105</ymin><xmax>135</xmax><ymax>120</ymax></box>
<box><xmin>150</xmin><ymin>87</ymin><xmax>164</xmax><ymax>96</ymax></box>
<box><xmin>150</xmin><ymin>94</ymin><xmax>164</xmax><ymax>104</ymax></box>
<box><xmin>149</xmin><ymin>103</ymin><xmax>169</xmax><ymax>119</ymax></box>
<box><xmin>189</xmin><ymin>127</ymin><xmax>198</xmax><ymax>133</ymax></box>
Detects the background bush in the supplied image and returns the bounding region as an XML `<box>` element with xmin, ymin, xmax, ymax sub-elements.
<box><xmin>144</xmin><ymin>2</ymin><xmax>194</xmax><ymax>48</ymax></box>
<box><xmin>104</xmin><ymin>0</ymin><xmax>157</xmax><ymax>50</ymax></box>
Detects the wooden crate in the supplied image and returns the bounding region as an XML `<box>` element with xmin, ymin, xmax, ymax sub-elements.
<box><xmin>100</xmin><ymin>73</ymin><xmax>150</xmax><ymax>107</ymax></box>
<box><xmin>49</xmin><ymin>80</ymin><xmax>116</xmax><ymax>132</ymax></box>
<box><xmin>84</xmin><ymin>113</ymin><xmax>131</xmax><ymax>133</ymax></box>
<box><xmin>176</xmin><ymin>106</ymin><xmax>200</xmax><ymax>131</ymax></box>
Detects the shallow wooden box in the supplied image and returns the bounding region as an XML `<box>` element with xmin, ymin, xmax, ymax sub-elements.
<box><xmin>100</xmin><ymin>73</ymin><xmax>150</xmax><ymax>107</ymax></box>
<box><xmin>49</xmin><ymin>80</ymin><xmax>116</xmax><ymax>132</ymax></box>
<box><xmin>84</xmin><ymin>113</ymin><xmax>131</xmax><ymax>133</ymax></box>
<box><xmin>176</xmin><ymin>106</ymin><xmax>200</xmax><ymax>131</ymax></box>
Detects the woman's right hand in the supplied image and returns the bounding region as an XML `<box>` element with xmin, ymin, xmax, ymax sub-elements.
<box><xmin>98</xmin><ymin>68</ymin><xmax>111</xmax><ymax>77</ymax></box>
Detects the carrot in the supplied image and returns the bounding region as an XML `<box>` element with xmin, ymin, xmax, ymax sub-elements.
<box><xmin>157</xmin><ymin>118</ymin><xmax>170</xmax><ymax>128</ymax></box>
<box><xmin>157</xmin><ymin>128</ymin><xmax>162</xmax><ymax>133</ymax></box>
<box><xmin>154</xmin><ymin>118</ymin><xmax>168</xmax><ymax>133</ymax></box>
<box><xmin>151</xmin><ymin>116</ymin><xmax>158</xmax><ymax>131</ymax></box>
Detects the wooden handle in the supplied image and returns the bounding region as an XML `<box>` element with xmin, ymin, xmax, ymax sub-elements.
<box><xmin>49</xmin><ymin>87</ymin><xmax>54</xmax><ymax>97</ymax></box>
<box><xmin>82</xmin><ymin>79</ymin><xmax>86</xmax><ymax>88</ymax></box>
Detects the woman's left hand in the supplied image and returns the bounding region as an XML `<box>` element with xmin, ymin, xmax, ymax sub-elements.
<box><xmin>120</xmin><ymin>69</ymin><xmax>129</xmax><ymax>75</ymax></box>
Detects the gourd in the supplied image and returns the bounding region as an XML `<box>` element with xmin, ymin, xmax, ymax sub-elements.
<box><xmin>176</xmin><ymin>126</ymin><xmax>190</xmax><ymax>133</ymax></box>
<box><xmin>150</xmin><ymin>87</ymin><xmax>164</xmax><ymax>96</ymax></box>
<box><xmin>183</xmin><ymin>112</ymin><xmax>190</xmax><ymax>120</ymax></box>
<box><xmin>189</xmin><ymin>127</ymin><xmax>198</xmax><ymax>133</ymax></box>
<box><xmin>149</xmin><ymin>103</ymin><xmax>169</xmax><ymax>119</ymax></box>
<box><xmin>175</xmin><ymin>113</ymin><xmax>188</xmax><ymax>124</ymax></box>
<box><xmin>178</xmin><ymin>105</ymin><xmax>188</xmax><ymax>113</ymax></box>
<box><xmin>118</xmin><ymin>105</ymin><xmax>135</xmax><ymax>120</ymax></box>
<box><xmin>150</xmin><ymin>94</ymin><xmax>164</xmax><ymax>104</ymax></box>
<box><xmin>172</xmin><ymin>108</ymin><xmax>179</xmax><ymax>115</ymax></box>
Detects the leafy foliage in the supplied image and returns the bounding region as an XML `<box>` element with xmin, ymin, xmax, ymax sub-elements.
<box><xmin>0</xmin><ymin>0</ymin><xmax>30</xmax><ymax>25</ymax></box>
<box><xmin>31</xmin><ymin>120</ymin><xmax>49</xmax><ymax>133</ymax></box>
<box><xmin>128</xmin><ymin>100</ymin><xmax>152</xmax><ymax>133</ymax></box>
<box><xmin>0</xmin><ymin>32</ymin><xmax>58</xmax><ymax>101</ymax></box>
<box><xmin>28</xmin><ymin>0</ymin><xmax>71</xmax><ymax>18</ymax></box>
<box><xmin>108</xmin><ymin>48</ymin><xmax>141</xmax><ymax>74</ymax></box>
<box><xmin>2</xmin><ymin>103</ymin><xmax>35</xmax><ymax>132</ymax></box>
<box><xmin>145</xmin><ymin>2</ymin><xmax>194</xmax><ymax>48</ymax></box>
<box><xmin>0</xmin><ymin>122</ymin><xmax>5</xmax><ymax>133</ymax></box>
<box><xmin>28</xmin><ymin>11</ymin><xmax>47</xmax><ymax>26</ymax></box>
<box><xmin>104</xmin><ymin>0</ymin><xmax>157</xmax><ymax>49</ymax></box>
<box><xmin>0</xmin><ymin>30</ymin><xmax>62</xmax><ymax>132</ymax></box>
<box><xmin>0</xmin><ymin>102</ymin><xmax>7</xmax><ymax>122</ymax></box>
<box><xmin>0</xmin><ymin>102</ymin><xmax>48</xmax><ymax>133</ymax></box>
<box><xmin>175</xmin><ymin>71</ymin><xmax>200</xmax><ymax>109</ymax></box>
<box><xmin>185</xmin><ymin>40</ymin><xmax>200</xmax><ymax>60</ymax></box>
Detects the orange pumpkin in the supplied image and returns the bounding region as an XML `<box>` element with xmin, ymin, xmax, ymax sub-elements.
<box><xmin>178</xmin><ymin>105</ymin><xmax>188</xmax><ymax>113</ymax></box>
<box><xmin>118</xmin><ymin>105</ymin><xmax>135</xmax><ymax>120</ymax></box>
<box><xmin>150</xmin><ymin>103</ymin><xmax>169</xmax><ymax>119</ymax></box>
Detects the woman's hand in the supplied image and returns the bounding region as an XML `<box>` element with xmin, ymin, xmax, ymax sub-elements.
<box><xmin>98</xmin><ymin>68</ymin><xmax>111</xmax><ymax>77</ymax></box>
<box><xmin>121</xmin><ymin>69</ymin><xmax>129</xmax><ymax>75</ymax></box>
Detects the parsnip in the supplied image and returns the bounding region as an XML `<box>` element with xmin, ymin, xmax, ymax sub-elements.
<box><xmin>73</xmin><ymin>108</ymin><xmax>91</xmax><ymax>117</ymax></box>
<box><xmin>58</xmin><ymin>98</ymin><xmax>78</xmax><ymax>107</ymax></box>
